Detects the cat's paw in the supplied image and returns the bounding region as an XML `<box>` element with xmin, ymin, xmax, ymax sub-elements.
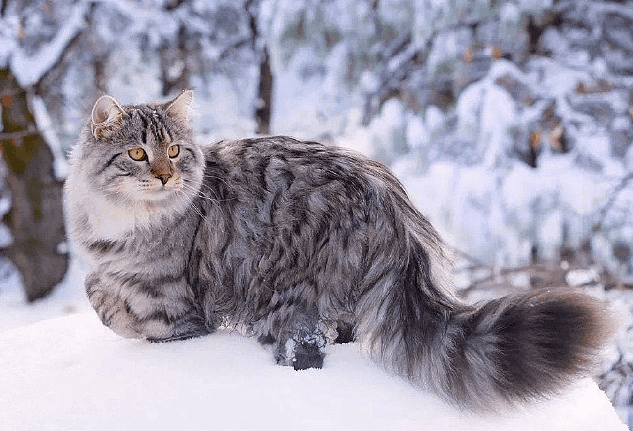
<box><xmin>273</xmin><ymin>336</ymin><xmax>325</xmax><ymax>370</ymax></box>
<box><xmin>146</xmin><ymin>325</ymin><xmax>211</xmax><ymax>343</ymax></box>
<box><xmin>89</xmin><ymin>292</ymin><xmax>143</xmax><ymax>339</ymax></box>
<box><xmin>292</xmin><ymin>340</ymin><xmax>324</xmax><ymax>370</ymax></box>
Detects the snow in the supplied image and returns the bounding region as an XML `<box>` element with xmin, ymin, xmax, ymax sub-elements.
<box><xmin>566</xmin><ymin>268</ymin><xmax>600</xmax><ymax>287</ymax></box>
<box><xmin>4</xmin><ymin>0</ymin><xmax>629</xmax><ymax>277</ymax></box>
<box><xmin>9</xmin><ymin>2</ymin><xmax>90</xmax><ymax>88</ymax></box>
<box><xmin>0</xmin><ymin>312</ymin><xmax>626</xmax><ymax>431</ymax></box>
<box><xmin>30</xmin><ymin>96</ymin><xmax>69</xmax><ymax>180</ymax></box>
<box><xmin>0</xmin><ymin>257</ymin><xmax>91</xmax><ymax>334</ymax></box>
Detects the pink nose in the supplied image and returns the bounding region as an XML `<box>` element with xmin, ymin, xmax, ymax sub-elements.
<box><xmin>155</xmin><ymin>172</ymin><xmax>172</xmax><ymax>185</ymax></box>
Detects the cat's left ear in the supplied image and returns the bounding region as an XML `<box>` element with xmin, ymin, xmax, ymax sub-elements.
<box><xmin>164</xmin><ymin>90</ymin><xmax>194</xmax><ymax>124</ymax></box>
<box><xmin>91</xmin><ymin>95</ymin><xmax>126</xmax><ymax>140</ymax></box>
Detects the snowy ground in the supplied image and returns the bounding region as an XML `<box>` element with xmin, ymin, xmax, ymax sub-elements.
<box><xmin>0</xmin><ymin>310</ymin><xmax>627</xmax><ymax>431</ymax></box>
<box><xmin>0</xmin><ymin>257</ymin><xmax>91</xmax><ymax>334</ymax></box>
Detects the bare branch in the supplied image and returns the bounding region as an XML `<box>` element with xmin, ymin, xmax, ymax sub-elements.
<box><xmin>595</xmin><ymin>172</ymin><xmax>633</xmax><ymax>232</ymax></box>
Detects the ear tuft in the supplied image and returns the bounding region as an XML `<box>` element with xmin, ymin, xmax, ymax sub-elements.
<box><xmin>91</xmin><ymin>95</ymin><xmax>126</xmax><ymax>139</ymax></box>
<box><xmin>164</xmin><ymin>90</ymin><xmax>194</xmax><ymax>124</ymax></box>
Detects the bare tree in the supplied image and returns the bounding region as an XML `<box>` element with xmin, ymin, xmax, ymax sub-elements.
<box><xmin>0</xmin><ymin>68</ymin><xmax>67</xmax><ymax>301</ymax></box>
<box><xmin>246</xmin><ymin>0</ymin><xmax>273</xmax><ymax>135</ymax></box>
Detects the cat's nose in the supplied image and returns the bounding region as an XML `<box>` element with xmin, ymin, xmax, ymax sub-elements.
<box><xmin>155</xmin><ymin>172</ymin><xmax>172</xmax><ymax>185</ymax></box>
<box><xmin>151</xmin><ymin>161</ymin><xmax>173</xmax><ymax>185</ymax></box>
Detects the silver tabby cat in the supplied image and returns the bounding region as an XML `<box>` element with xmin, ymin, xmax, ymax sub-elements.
<box><xmin>65</xmin><ymin>91</ymin><xmax>614</xmax><ymax>410</ymax></box>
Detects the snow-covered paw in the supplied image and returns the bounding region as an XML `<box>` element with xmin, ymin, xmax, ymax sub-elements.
<box><xmin>273</xmin><ymin>335</ymin><xmax>326</xmax><ymax>370</ymax></box>
<box><xmin>292</xmin><ymin>340</ymin><xmax>324</xmax><ymax>370</ymax></box>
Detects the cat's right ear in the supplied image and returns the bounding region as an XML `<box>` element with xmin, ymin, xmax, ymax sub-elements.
<box><xmin>164</xmin><ymin>90</ymin><xmax>194</xmax><ymax>125</ymax></box>
<box><xmin>91</xmin><ymin>95</ymin><xmax>126</xmax><ymax>140</ymax></box>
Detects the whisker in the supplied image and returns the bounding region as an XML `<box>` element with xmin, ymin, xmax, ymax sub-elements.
<box><xmin>174</xmin><ymin>189</ymin><xmax>205</xmax><ymax>219</ymax></box>
<box><xmin>182</xmin><ymin>179</ymin><xmax>236</xmax><ymax>204</ymax></box>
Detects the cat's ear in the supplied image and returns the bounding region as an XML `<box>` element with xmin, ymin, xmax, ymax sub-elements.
<box><xmin>164</xmin><ymin>90</ymin><xmax>194</xmax><ymax>124</ymax></box>
<box><xmin>91</xmin><ymin>95</ymin><xmax>126</xmax><ymax>140</ymax></box>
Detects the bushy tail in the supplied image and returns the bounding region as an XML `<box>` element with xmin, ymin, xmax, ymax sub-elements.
<box><xmin>361</xmin><ymin>286</ymin><xmax>615</xmax><ymax>410</ymax></box>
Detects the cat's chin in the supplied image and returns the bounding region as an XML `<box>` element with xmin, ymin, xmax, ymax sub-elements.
<box><xmin>109</xmin><ymin>179</ymin><xmax>197</xmax><ymax>220</ymax></box>
<box><xmin>137</xmin><ymin>188</ymin><xmax>181</xmax><ymax>202</ymax></box>
<box><xmin>133</xmin><ymin>193</ymin><xmax>191</xmax><ymax>215</ymax></box>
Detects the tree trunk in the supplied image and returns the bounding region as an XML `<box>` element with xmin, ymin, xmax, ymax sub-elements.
<box><xmin>0</xmin><ymin>68</ymin><xmax>68</xmax><ymax>302</ymax></box>
<box><xmin>245</xmin><ymin>0</ymin><xmax>273</xmax><ymax>135</ymax></box>
<box><xmin>255</xmin><ymin>45</ymin><xmax>273</xmax><ymax>135</ymax></box>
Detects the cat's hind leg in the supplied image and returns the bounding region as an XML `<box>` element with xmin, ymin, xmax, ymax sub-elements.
<box><xmin>253</xmin><ymin>282</ymin><xmax>334</xmax><ymax>369</ymax></box>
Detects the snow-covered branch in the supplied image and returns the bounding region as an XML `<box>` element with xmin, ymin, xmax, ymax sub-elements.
<box><xmin>9</xmin><ymin>1</ymin><xmax>92</xmax><ymax>88</ymax></box>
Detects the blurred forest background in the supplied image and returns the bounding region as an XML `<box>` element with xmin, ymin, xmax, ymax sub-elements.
<box><xmin>1</xmin><ymin>0</ymin><xmax>633</xmax><ymax>426</ymax></box>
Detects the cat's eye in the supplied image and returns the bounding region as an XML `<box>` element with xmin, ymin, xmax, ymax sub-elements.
<box><xmin>168</xmin><ymin>144</ymin><xmax>180</xmax><ymax>158</ymax></box>
<box><xmin>128</xmin><ymin>148</ymin><xmax>146</xmax><ymax>161</ymax></box>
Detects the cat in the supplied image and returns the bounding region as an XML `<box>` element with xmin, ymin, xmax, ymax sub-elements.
<box><xmin>65</xmin><ymin>90</ymin><xmax>614</xmax><ymax>410</ymax></box>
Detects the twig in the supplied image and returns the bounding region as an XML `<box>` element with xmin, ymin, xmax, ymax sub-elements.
<box><xmin>595</xmin><ymin>172</ymin><xmax>633</xmax><ymax>232</ymax></box>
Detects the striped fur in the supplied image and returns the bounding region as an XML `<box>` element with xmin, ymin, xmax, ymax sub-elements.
<box><xmin>65</xmin><ymin>92</ymin><xmax>614</xmax><ymax>410</ymax></box>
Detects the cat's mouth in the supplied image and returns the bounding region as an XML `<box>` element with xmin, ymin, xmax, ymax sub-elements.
<box><xmin>135</xmin><ymin>179</ymin><xmax>184</xmax><ymax>201</ymax></box>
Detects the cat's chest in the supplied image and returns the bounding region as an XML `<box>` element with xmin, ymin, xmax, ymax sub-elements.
<box><xmin>76</xmin><ymin>197</ymin><xmax>193</xmax><ymax>270</ymax></box>
<box><xmin>82</xmin><ymin>192</ymin><xmax>182</xmax><ymax>239</ymax></box>
<box><xmin>87</xmin><ymin>201</ymin><xmax>141</xmax><ymax>240</ymax></box>
<box><xmin>82</xmin><ymin>224</ymin><xmax>190</xmax><ymax>274</ymax></box>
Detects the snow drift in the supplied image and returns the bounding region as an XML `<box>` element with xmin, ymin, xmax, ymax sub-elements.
<box><xmin>0</xmin><ymin>312</ymin><xmax>626</xmax><ymax>431</ymax></box>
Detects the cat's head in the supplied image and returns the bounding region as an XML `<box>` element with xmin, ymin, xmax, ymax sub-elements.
<box><xmin>70</xmin><ymin>91</ymin><xmax>204</xmax><ymax>216</ymax></box>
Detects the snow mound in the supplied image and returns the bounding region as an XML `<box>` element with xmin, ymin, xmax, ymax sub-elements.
<box><xmin>0</xmin><ymin>313</ymin><xmax>626</xmax><ymax>431</ymax></box>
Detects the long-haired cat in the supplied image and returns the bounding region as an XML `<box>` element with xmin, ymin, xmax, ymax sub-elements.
<box><xmin>65</xmin><ymin>91</ymin><xmax>614</xmax><ymax>410</ymax></box>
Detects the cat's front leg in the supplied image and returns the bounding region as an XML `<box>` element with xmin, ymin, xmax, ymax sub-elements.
<box><xmin>85</xmin><ymin>272</ymin><xmax>210</xmax><ymax>341</ymax></box>
<box><xmin>85</xmin><ymin>273</ymin><xmax>144</xmax><ymax>339</ymax></box>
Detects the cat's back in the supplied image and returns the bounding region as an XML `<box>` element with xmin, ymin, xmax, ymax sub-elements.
<box><xmin>195</xmin><ymin>135</ymin><xmax>428</xmax><ymax>263</ymax></box>
<box><xmin>202</xmin><ymin>136</ymin><xmax>397</xmax><ymax>198</ymax></box>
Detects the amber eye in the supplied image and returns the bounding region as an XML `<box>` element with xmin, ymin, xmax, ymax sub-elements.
<box><xmin>168</xmin><ymin>144</ymin><xmax>180</xmax><ymax>158</ymax></box>
<box><xmin>128</xmin><ymin>148</ymin><xmax>146</xmax><ymax>161</ymax></box>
